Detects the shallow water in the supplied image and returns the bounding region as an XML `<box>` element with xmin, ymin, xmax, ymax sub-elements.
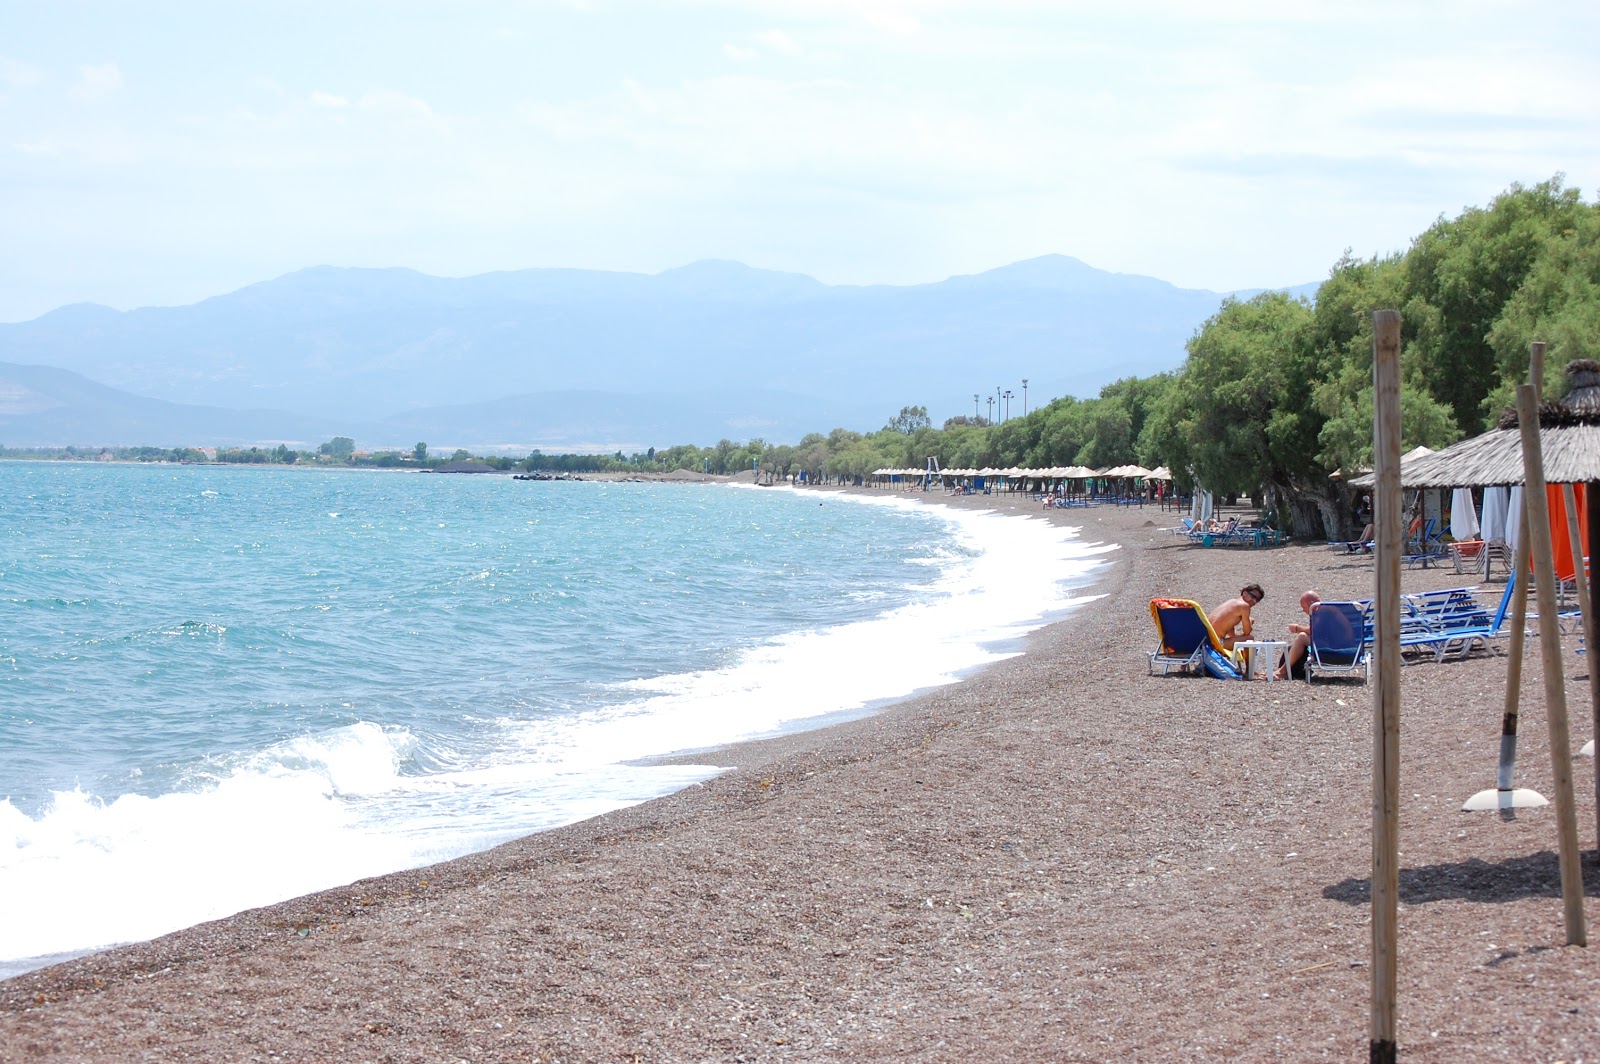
<box><xmin>0</xmin><ymin>463</ymin><xmax>1111</xmax><ymax>973</ymax></box>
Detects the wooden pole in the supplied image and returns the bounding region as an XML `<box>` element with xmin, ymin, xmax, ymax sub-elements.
<box><xmin>1370</xmin><ymin>310</ymin><xmax>1402</xmax><ymax>1063</ymax></box>
<box><xmin>1516</xmin><ymin>384</ymin><xmax>1587</xmax><ymax>946</ymax></box>
<box><xmin>1470</xmin><ymin>344</ymin><xmax>1543</xmax><ymax>812</ymax></box>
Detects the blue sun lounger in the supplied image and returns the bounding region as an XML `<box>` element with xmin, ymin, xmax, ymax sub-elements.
<box><xmin>1304</xmin><ymin>600</ymin><xmax>1372</xmax><ymax>683</ymax></box>
<box><xmin>1148</xmin><ymin>598</ymin><xmax>1245</xmax><ymax>679</ymax></box>
<box><xmin>1398</xmin><ymin>584</ymin><xmax>1512</xmax><ymax>661</ymax></box>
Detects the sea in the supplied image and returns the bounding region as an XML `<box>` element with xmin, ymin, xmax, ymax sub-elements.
<box><xmin>0</xmin><ymin>462</ymin><xmax>1114</xmax><ymax>978</ymax></box>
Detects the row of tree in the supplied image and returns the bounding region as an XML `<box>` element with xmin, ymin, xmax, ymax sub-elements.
<box><xmin>737</xmin><ymin>176</ymin><xmax>1599</xmax><ymax>539</ymax></box>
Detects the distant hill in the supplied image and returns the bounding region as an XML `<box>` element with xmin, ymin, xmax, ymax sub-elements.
<box><xmin>0</xmin><ymin>361</ymin><xmax>362</xmax><ymax>449</ymax></box>
<box><xmin>0</xmin><ymin>257</ymin><xmax>1319</xmax><ymax>451</ymax></box>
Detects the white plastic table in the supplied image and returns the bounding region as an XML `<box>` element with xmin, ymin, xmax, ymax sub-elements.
<box><xmin>1234</xmin><ymin>639</ymin><xmax>1289</xmax><ymax>682</ymax></box>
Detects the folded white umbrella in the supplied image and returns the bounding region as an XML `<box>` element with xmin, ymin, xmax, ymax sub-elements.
<box><xmin>1480</xmin><ymin>485</ymin><xmax>1510</xmax><ymax>543</ymax></box>
<box><xmin>1505</xmin><ymin>486</ymin><xmax>1523</xmax><ymax>553</ymax></box>
<box><xmin>1450</xmin><ymin>486</ymin><xmax>1481</xmax><ymax>541</ymax></box>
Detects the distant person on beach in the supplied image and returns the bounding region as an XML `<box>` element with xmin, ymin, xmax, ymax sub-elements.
<box><xmin>1347</xmin><ymin>523</ymin><xmax>1374</xmax><ymax>552</ymax></box>
<box><xmin>1275</xmin><ymin>590</ymin><xmax>1321</xmax><ymax>680</ymax></box>
<box><xmin>1208</xmin><ymin>583</ymin><xmax>1263</xmax><ymax>651</ymax></box>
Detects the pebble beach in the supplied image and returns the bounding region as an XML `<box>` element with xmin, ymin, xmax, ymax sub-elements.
<box><xmin>3</xmin><ymin>486</ymin><xmax>1598</xmax><ymax>1062</ymax></box>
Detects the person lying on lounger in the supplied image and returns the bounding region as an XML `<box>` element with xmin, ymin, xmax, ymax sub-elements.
<box><xmin>1208</xmin><ymin>583</ymin><xmax>1263</xmax><ymax>651</ymax></box>
<box><xmin>1275</xmin><ymin>590</ymin><xmax>1321</xmax><ymax>680</ymax></box>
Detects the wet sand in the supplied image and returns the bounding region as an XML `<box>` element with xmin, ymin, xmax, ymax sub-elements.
<box><xmin>4</xmin><ymin>488</ymin><xmax>1598</xmax><ymax>1061</ymax></box>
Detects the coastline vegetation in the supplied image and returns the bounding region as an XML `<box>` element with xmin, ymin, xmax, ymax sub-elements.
<box><xmin>5</xmin><ymin>179</ymin><xmax>1595</xmax><ymax>541</ymax></box>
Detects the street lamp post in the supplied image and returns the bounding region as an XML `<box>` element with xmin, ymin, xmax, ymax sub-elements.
<box><xmin>1022</xmin><ymin>379</ymin><xmax>1029</xmax><ymax>415</ymax></box>
<box><xmin>1002</xmin><ymin>389</ymin><xmax>1014</xmax><ymax>421</ymax></box>
<box><xmin>995</xmin><ymin>387</ymin><xmax>1002</xmax><ymax>424</ymax></box>
<box><xmin>973</xmin><ymin>393</ymin><xmax>980</xmax><ymax>421</ymax></box>
<box><xmin>986</xmin><ymin>396</ymin><xmax>994</xmax><ymax>425</ymax></box>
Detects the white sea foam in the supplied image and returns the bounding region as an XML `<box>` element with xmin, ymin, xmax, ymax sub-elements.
<box><xmin>0</xmin><ymin>489</ymin><xmax>1113</xmax><ymax>975</ymax></box>
<box><xmin>0</xmin><ymin>723</ymin><xmax>415</xmax><ymax>963</ymax></box>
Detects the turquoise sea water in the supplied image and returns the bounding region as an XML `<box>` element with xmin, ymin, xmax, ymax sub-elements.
<box><xmin>0</xmin><ymin>462</ymin><xmax>1112</xmax><ymax>975</ymax></box>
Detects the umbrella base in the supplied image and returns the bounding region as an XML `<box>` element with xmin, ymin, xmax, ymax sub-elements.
<box><xmin>1462</xmin><ymin>787</ymin><xmax>1549</xmax><ymax>811</ymax></box>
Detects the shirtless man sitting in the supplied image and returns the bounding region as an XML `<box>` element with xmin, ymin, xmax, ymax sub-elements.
<box><xmin>1275</xmin><ymin>590</ymin><xmax>1321</xmax><ymax>679</ymax></box>
<box><xmin>1208</xmin><ymin>583</ymin><xmax>1263</xmax><ymax>650</ymax></box>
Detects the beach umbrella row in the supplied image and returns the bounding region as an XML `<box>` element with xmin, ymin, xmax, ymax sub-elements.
<box><xmin>869</xmin><ymin>464</ymin><xmax>1165</xmax><ymax>480</ymax></box>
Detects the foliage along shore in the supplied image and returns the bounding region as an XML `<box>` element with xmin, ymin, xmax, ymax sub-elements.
<box><xmin>6</xmin><ymin>178</ymin><xmax>1595</xmax><ymax>542</ymax></box>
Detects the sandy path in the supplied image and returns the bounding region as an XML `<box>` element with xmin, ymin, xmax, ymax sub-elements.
<box><xmin>4</xmin><ymin>489</ymin><xmax>1598</xmax><ymax>1061</ymax></box>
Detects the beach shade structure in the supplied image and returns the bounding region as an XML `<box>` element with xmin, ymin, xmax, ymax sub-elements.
<box><xmin>1409</xmin><ymin>352</ymin><xmax>1600</xmax><ymax>944</ymax></box>
<box><xmin>1147</xmin><ymin>466</ymin><xmax>1173</xmax><ymax>481</ymax></box>
<box><xmin>1352</xmin><ymin>361</ymin><xmax>1600</xmax><ymax>816</ymax></box>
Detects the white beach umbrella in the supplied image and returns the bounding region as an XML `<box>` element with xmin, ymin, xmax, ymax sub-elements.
<box><xmin>1480</xmin><ymin>485</ymin><xmax>1511</xmax><ymax>543</ymax></box>
<box><xmin>1450</xmin><ymin>486</ymin><xmax>1481</xmax><ymax>541</ymax></box>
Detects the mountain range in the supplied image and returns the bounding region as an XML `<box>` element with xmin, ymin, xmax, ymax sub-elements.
<box><xmin>0</xmin><ymin>256</ymin><xmax>1318</xmax><ymax>453</ymax></box>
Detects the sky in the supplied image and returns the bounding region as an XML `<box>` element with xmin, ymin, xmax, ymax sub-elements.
<box><xmin>2</xmin><ymin>0</ymin><xmax>1597</xmax><ymax>323</ymax></box>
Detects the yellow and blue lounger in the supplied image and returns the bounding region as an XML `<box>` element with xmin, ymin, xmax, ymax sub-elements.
<box><xmin>1147</xmin><ymin>598</ymin><xmax>1244</xmax><ymax>679</ymax></box>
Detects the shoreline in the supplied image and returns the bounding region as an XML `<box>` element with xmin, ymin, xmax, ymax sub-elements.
<box><xmin>4</xmin><ymin>489</ymin><xmax>1599</xmax><ymax>1060</ymax></box>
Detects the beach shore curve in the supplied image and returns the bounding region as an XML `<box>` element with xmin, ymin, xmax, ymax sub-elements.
<box><xmin>3</xmin><ymin>487</ymin><xmax>1598</xmax><ymax>1061</ymax></box>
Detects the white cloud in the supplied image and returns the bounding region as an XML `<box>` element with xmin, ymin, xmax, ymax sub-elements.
<box><xmin>3</xmin><ymin>0</ymin><xmax>1597</xmax><ymax>321</ymax></box>
<box><xmin>357</xmin><ymin>91</ymin><xmax>451</xmax><ymax>136</ymax></box>
<box><xmin>753</xmin><ymin>29</ymin><xmax>804</xmax><ymax>55</ymax></box>
<box><xmin>1</xmin><ymin>57</ymin><xmax>45</xmax><ymax>88</ymax></box>
<box><xmin>70</xmin><ymin>62</ymin><xmax>122</xmax><ymax>102</ymax></box>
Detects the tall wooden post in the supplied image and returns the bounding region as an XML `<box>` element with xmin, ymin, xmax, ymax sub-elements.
<box><xmin>1466</xmin><ymin>344</ymin><xmax>1545</xmax><ymax>812</ymax></box>
<box><xmin>1370</xmin><ymin>310</ymin><xmax>1402</xmax><ymax>1063</ymax></box>
<box><xmin>1515</xmin><ymin>384</ymin><xmax>1587</xmax><ymax>946</ymax></box>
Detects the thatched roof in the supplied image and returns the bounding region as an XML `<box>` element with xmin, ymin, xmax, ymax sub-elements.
<box><xmin>1350</xmin><ymin>359</ymin><xmax>1600</xmax><ymax>488</ymax></box>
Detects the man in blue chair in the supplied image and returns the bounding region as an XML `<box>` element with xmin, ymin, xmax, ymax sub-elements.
<box><xmin>1208</xmin><ymin>583</ymin><xmax>1264</xmax><ymax>651</ymax></box>
<box><xmin>1275</xmin><ymin>590</ymin><xmax>1321</xmax><ymax>680</ymax></box>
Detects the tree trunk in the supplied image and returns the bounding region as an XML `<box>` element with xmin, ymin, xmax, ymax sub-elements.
<box><xmin>1277</xmin><ymin>483</ymin><xmax>1341</xmax><ymax>541</ymax></box>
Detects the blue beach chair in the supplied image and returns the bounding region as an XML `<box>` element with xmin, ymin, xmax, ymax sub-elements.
<box><xmin>1304</xmin><ymin>600</ymin><xmax>1372</xmax><ymax>683</ymax></box>
<box><xmin>1148</xmin><ymin>598</ymin><xmax>1245</xmax><ymax>679</ymax></box>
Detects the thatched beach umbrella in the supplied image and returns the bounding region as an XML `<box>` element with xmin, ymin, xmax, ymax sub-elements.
<box><xmin>1407</xmin><ymin>361</ymin><xmax>1600</xmax><ymax>899</ymax></box>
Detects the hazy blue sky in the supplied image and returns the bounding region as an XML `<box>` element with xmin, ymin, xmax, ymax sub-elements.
<box><xmin>2</xmin><ymin>0</ymin><xmax>1595</xmax><ymax>322</ymax></box>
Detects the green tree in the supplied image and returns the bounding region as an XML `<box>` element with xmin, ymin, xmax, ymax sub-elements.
<box><xmin>1486</xmin><ymin>197</ymin><xmax>1600</xmax><ymax>414</ymax></box>
<box><xmin>413</xmin><ymin>442</ymin><xmax>428</xmax><ymax>462</ymax></box>
<box><xmin>319</xmin><ymin>436</ymin><xmax>356</xmax><ymax>460</ymax></box>
<box><xmin>887</xmin><ymin>405</ymin><xmax>931</xmax><ymax>434</ymax></box>
<box><xmin>1403</xmin><ymin>177</ymin><xmax>1585</xmax><ymax>432</ymax></box>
